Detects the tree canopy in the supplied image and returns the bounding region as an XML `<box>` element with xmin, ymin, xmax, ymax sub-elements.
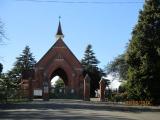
<box><xmin>81</xmin><ymin>44</ymin><xmax>100</xmax><ymax>69</ymax></box>
<box><xmin>0</xmin><ymin>19</ymin><xmax>7</xmax><ymax>43</ymax></box>
<box><xmin>15</xmin><ymin>45</ymin><xmax>36</xmax><ymax>71</ymax></box>
<box><xmin>126</xmin><ymin>0</ymin><xmax>160</xmax><ymax>103</ymax></box>
<box><xmin>0</xmin><ymin>63</ymin><xmax>2</xmax><ymax>75</ymax></box>
<box><xmin>106</xmin><ymin>54</ymin><xmax>128</xmax><ymax>81</ymax></box>
<box><xmin>54</xmin><ymin>78</ymin><xmax>65</xmax><ymax>89</ymax></box>
<box><xmin>8</xmin><ymin>45</ymin><xmax>36</xmax><ymax>83</ymax></box>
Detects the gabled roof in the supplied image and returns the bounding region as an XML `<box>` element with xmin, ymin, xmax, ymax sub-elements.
<box><xmin>37</xmin><ymin>38</ymin><xmax>82</xmax><ymax>68</ymax></box>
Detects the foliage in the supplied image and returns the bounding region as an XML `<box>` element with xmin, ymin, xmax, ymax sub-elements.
<box><xmin>118</xmin><ymin>81</ymin><xmax>127</xmax><ymax>93</ymax></box>
<box><xmin>0</xmin><ymin>19</ymin><xmax>6</xmax><ymax>42</ymax></box>
<box><xmin>106</xmin><ymin>54</ymin><xmax>128</xmax><ymax>81</ymax></box>
<box><xmin>0</xmin><ymin>63</ymin><xmax>3</xmax><ymax>75</ymax></box>
<box><xmin>0</xmin><ymin>46</ymin><xmax>36</xmax><ymax>102</ymax></box>
<box><xmin>81</xmin><ymin>44</ymin><xmax>100</xmax><ymax>68</ymax></box>
<box><xmin>7</xmin><ymin>68</ymin><xmax>22</xmax><ymax>84</ymax></box>
<box><xmin>81</xmin><ymin>44</ymin><xmax>105</xmax><ymax>97</ymax></box>
<box><xmin>8</xmin><ymin>45</ymin><xmax>36</xmax><ymax>83</ymax></box>
<box><xmin>15</xmin><ymin>45</ymin><xmax>36</xmax><ymax>71</ymax></box>
<box><xmin>126</xmin><ymin>0</ymin><xmax>160</xmax><ymax>104</ymax></box>
<box><xmin>0</xmin><ymin>74</ymin><xmax>18</xmax><ymax>103</ymax></box>
<box><xmin>112</xmin><ymin>92</ymin><xmax>128</xmax><ymax>102</ymax></box>
<box><xmin>50</xmin><ymin>78</ymin><xmax>66</xmax><ymax>98</ymax></box>
<box><xmin>54</xmin><ymin>78</ymin><xmax>65</xmax><ymax>89</ymax></box>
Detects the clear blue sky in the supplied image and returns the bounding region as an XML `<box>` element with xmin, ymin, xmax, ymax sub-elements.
<box><xmin>0</xmin><ymin>0</ymin><xmax>144</xmax><ymax>73</ymax></box>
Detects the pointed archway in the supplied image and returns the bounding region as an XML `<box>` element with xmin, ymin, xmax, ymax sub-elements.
<box><xmin>50</xmin><ymin>68</ymin><xmax>68</xmax><ymax>86</ymax></box>
<box><xmin>50</xmin><ymin>68</ymin><xmax>67</xmax><ymax>98</ymax></box>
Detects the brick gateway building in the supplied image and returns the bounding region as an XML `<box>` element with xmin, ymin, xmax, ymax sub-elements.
<box><xmin>22</xmin><ymin>21</ymin><xmax>86</xmax><ymax>100</ymax></box>
<box><xmin>21</xmin><ymin>21</ymin><xmax>106</xmax><ymax>101</ymax></box>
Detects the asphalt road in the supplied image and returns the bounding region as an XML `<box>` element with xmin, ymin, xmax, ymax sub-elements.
<box><xmin>0</xmin><ymin>99</ymin><xmax>160</xmax><ymax>120</ymax></box>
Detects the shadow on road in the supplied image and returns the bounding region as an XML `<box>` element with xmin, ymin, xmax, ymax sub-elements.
<box><xmin>0</xmin><ymin>100</ymin><xmax>160</xmax><ymax>120</ymax></box>
<box><xmin>0</xmin><ymin>108</ymin><xmax>137</xmax><ymax>120</ymax></box>
<box><xmin>0</xmin><ymin>100</ymin><xmax>160</xmax><ymax>113</ymax></box>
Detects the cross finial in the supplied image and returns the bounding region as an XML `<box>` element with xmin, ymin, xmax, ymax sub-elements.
<box><xmin>59</xmin><ymin>16</ymin><xmax>61</xmax><ymax>21</ymax></box>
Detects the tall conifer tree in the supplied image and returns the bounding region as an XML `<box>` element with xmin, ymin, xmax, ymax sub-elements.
<box><xmin>15</xmin><ymin>45</ymin><xmax>36</xmax><ymax>71</ymax></box>
<box><xmin>8</xmin><ymin>46</ymin><xmax>36</xmax><ymax>83</ymax></box>
<box><xmin>81</xmin><ymin>44</ymin><xmax>100</xmax><ymax>69</ymax></box>
<box><xmin>81</xmin><ymin>44</ymin><xmax>104</xmax><ymax>97</ymax></box>
<box><xmin>126</xmin><ymin>0</ymin><xmax>160</xmax><ymax>103</ymax></box>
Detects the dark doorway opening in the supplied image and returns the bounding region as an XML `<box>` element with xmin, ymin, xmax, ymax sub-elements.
<box><xmin>50</xmin><ymin>68</ymin><xmax>68</xmax><ymax>98</ymax></box>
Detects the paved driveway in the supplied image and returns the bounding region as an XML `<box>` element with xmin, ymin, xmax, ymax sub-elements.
<box><xmin>0</xmin><ymin>99</ymin><xmax>160</xmax><ymax>120</ymax></box>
